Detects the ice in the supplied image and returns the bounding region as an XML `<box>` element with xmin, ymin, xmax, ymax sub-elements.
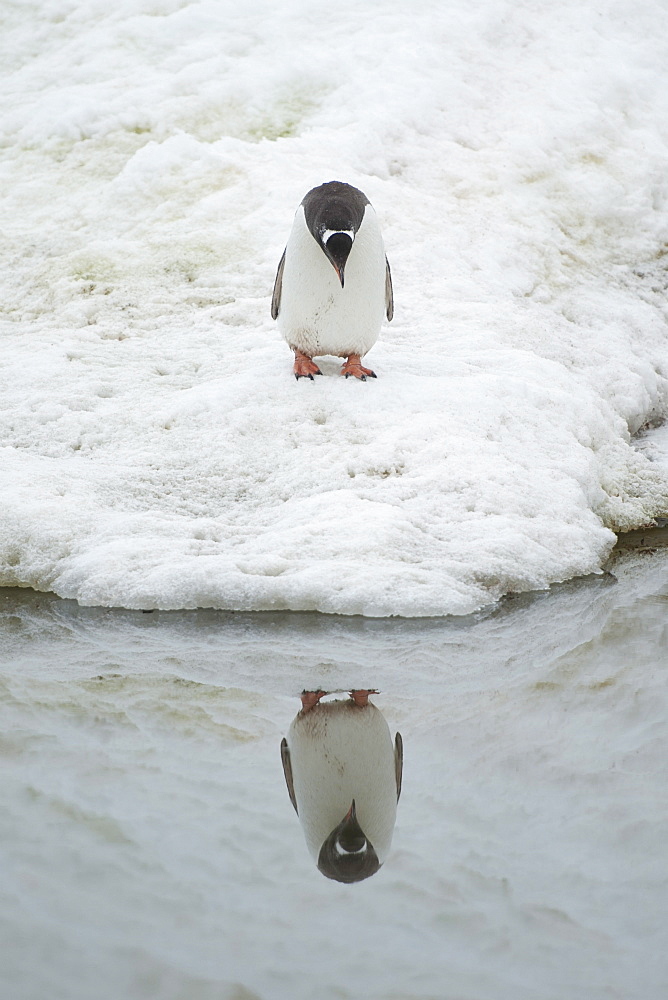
<box><xmin>1</xmin><ymin>0</ymin><xmax>668</xmax><ymax>615</ymax></box>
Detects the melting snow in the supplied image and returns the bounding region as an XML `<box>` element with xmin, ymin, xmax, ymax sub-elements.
<box><xmin>1</xmin><ymin>0</ymin><xmax>668</xmax><ymax>614</ymax></box>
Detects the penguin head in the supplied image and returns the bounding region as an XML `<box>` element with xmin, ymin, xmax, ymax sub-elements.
<box><xmin>317</xmin><ymin>800</ymin><xmax>381</xmax><ymax>883</ymax></box>
<box><xmin>302</xmin><ymin>181</ymin><xmax>370</xmax><ymax>289</ymax></box>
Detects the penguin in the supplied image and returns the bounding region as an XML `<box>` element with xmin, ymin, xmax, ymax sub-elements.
<box><xmin>271</xmin><ymin>181</ymin><xmax>393</xmax><ymax>381</ymax></box>
<box><xmin>280</xmin><ymin>690</ymin><xmax>403</xmax><ymax>883</ymax></box>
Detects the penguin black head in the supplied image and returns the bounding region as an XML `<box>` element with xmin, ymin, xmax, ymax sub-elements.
<box><xmin>316</xmin><ymin>799</ymin><xmax>381</xmax><ymax>884</ymax></box>
<box><xmin>302</xmin><ymin>181</ymin><xmax>370</xmax><ymax>288</ymax></box>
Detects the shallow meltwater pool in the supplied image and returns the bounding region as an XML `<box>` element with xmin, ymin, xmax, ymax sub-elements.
<box><xmin>2</xmin><ymin>533</ymin><xmax>667</xmax><ymax>1000</ymax></box>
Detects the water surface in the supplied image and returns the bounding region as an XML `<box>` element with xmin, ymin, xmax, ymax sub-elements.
<box><xmin>2</xmin><ymin>535</ymin><xmax>667</xmax><ymax>1000</ymax></box>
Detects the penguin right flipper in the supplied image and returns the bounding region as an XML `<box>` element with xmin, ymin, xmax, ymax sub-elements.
<box><xmin>271</xmin><ymin>249</ymin><xmax>286</xmax><ymax>320</ymax></box>
<box><xmin>280</xmin><ymin>737</ymin><xmax>299</xmax><ymax>814</ymax></box>
<box><xmin>394</xmin><ymin>732</ymin><xmax>403</xmax><ymax>802</ymax></box>
<box><xmin>385</xmin><ymin>256</ymin><xmax>394</xmax><ymax>322</ymax></box>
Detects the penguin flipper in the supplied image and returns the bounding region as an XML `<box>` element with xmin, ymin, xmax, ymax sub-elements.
<box><xmin>385</xmin><ymin>255</ymin><xmax>394</xmax><ymax>322</ymax></box>
<box><xmin>271</xmin><ymin>249</ymin><xmax>286</xmax><ymax>320</ymax></box>
<box><xmin>280</xmin><ymin>737</ymin><xmax>299</xmax><ymax>814</ymax></box>
<box><xmin>394</xmin><ymin>732</ymin><xmax>403</xmax><ymax>802</ymax></box>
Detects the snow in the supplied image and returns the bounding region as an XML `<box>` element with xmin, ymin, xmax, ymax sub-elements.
<box><xmin>1</xmin><ymin>0</ymin><xmax>668</xmax><ymax>615</ymax></box>
<box><xmin>636</xmin><ymin>419</ymin><xmax>668</xmax><ymax>473</ymax></box>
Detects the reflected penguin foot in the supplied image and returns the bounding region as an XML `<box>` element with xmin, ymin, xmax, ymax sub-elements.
<box><xmin>300</xmin><ymin>689</ymin><xmax>327</xmax><ymax>712</ymax></box>
<box><xmin>349</xmin><ymin>689</ymin><xmax>379</xmax><ymax>707</ymax></box>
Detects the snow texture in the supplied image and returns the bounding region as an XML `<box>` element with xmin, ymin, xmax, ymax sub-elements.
<box><xmin>2</xmin><ymin>0</ymin><xmax>668</xmax><ymax>615</ymax></box>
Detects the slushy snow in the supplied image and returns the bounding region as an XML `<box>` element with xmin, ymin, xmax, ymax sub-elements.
<box><xmin>1</xmin><ymin>0</ymin><xmax>668</xmax><ymax>615</ymax></box>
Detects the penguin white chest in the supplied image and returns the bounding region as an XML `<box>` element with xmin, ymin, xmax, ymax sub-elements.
<box><xmin>278</xmin><ymin>204</ymin><xmax>387</xmax><ymax>359</ymax></box>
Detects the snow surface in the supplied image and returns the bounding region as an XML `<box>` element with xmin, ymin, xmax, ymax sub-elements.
<box><xmin>2</xmin><ymin>0</ymin><xmax>668</xmax><ymax>615</ymax></box>
<box><xmin>636</xmin><ymin>418</ymin><xmax>668</xmax><ymax>472</ymax></box>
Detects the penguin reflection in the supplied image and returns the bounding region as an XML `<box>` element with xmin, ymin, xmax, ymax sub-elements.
<box><xmin>281</xmin><ymin>690</ymin><xmax>403</xmax><ymax>883</ymax></box>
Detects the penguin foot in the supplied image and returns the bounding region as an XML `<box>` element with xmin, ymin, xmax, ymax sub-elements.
<box><xmin>293</xmin><ymin>351</ymin><xmax>322</xmax><ymax>380</ymax></box>
<box><xmin>349</xmin><ymin>689</ymin><xmax>378</xmax><ymax>707</ymax></box>
<box><xmin>341</xmin><ymin>355</ymin><xmax>376</xmax><ymax>381</ymax></box>
<box><xmin>300</xmin><ymin>689</ymin><xmax>327</xmax><ymax>712</ymax></box>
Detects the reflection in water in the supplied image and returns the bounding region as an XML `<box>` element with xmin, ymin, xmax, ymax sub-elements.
<box><xmin>2</xmin><ymin>537</ymin><xmax>668</xmax><ymax>997</ymax></box>
<box><xmin>281</xmin><ymin>690</ymin><xmax>402</xmax><ymax>883</ymax></box>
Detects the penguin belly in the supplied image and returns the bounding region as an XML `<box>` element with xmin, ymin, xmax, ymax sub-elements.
<box><xmin>278</xmin><ymin>205</ymin><xmax>387</xmax><ymax>360</ymax></box>
<box><xmin>286</xmin><ymin>700</ymin><xmax>398</xmax><ymax>864</ymax></box>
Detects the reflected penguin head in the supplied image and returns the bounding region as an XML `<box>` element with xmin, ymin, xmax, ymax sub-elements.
<box><xmin>316</xmin><ymin>800</ymin><xmax>381</xmax><ymax>884</ymax></box>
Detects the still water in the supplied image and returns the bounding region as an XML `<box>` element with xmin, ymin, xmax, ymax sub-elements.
<box><xmin>2</xmin><ymin>533</ymin><xmax>667</xmax><ymax>1000</ymax></box>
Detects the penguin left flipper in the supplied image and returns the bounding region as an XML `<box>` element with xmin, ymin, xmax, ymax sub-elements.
<box><xmin>394</xmin><ymin>732</ymin><xmax>403</xmax><ymax>802</ymax></box>
<box><xmin>280</xmin><ymin>737</ymin><xmax>298</xmax><ymax>814</ymax></box>
<box><xmin>385</xmin><ymin>256</ymin><xmax>394</xmax><ymax>322</ymax></box>
<box><xmin>271</xmin><ymin>249</ymin><xmax>285</xmax><ymax>321</ymax></box>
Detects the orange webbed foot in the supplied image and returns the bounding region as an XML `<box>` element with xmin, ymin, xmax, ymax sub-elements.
<box><xmin>294</xmin><ymin>351</ymin><xmax>322</xmax><ymax>380</ymax></box>
<box><xmin>340</xmin><ymin>355</ymin><xmax>376</xmax><ymax>381</ymax></box>
<box><xmin>349</xmin><ymin>689</ymin><xmax>379</xmax><ymax>707</ymax></box>
<box><xmin>300</xmin><ymin>689</ymin><xmax>327</xmax><ymax>712</ymax></box>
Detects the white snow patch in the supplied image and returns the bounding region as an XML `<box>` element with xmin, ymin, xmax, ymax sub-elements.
<box><xmin>1</xmin><ymin>0</ymin><xmax>668</xmax><ymax>614</ymax></box>
<box><xmin>635</xmin><ymin>420</ymin><xmax>668</xmax><ymax>479</ymax></box>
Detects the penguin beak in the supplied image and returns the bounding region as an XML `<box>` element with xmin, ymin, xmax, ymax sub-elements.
<box><xmin>335</xmin><ymin>800</ymin><xmax>366</xmax><ymax>855</ymax></box>
<box><xmin>322</xmin><ymin>232</ymin><xmax>353</xmax><ymax>289</ymax></box>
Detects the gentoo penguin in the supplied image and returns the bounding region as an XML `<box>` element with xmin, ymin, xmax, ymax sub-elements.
<box><xmin>280</xmin><ymin>690</ymin><xmax>403</xmax><ymax>883</ymax></box>
<box><xmin>271</xmin><ymin>181</ymin><xmax>393</xmax><ymax>381</ymax></box>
